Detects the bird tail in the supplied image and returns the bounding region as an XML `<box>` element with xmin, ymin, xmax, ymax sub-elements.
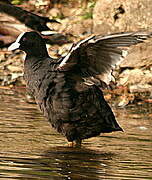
<box><xmin>102</xmin><ymin>115</ymin><xmax>124</xmax><ymax>133</ymax></box>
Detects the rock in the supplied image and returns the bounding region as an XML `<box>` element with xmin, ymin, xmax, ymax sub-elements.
<box><xmin>0</xmin><ymin>50</ymin><xmax>25</xmax><ymax>86</ymax></box>
<box><xmin>64</xmin><ymin>19</ymin><xmax>93</xmax><ymax>36</ymax></box>
<box><xmin>48</xmin><ymin>8</ymin><xmax>61</xmax><ymax>18</ymax></box>
<box><xmin>7</xmin><ymin>65</ymin><xmax>22</xmax><ymax>72</ymax></box>
<box><xmin>129</xmin><ymin>84</ymin><xmax>152</xmax><ymax>93</ymax></box>
<box><xmin>120</xmin><ymin>42</ymin><xmax>152</xmax><ymax>68</ymax></box>
<box><xmin>93</xmin><ymin>0</ymin><xmax>152</xmax><ymax>95</ymax></box>
<box><xmin>118</xmin><ymin>69</ymin><xmax>143</xmax><ymax>85</ymax></box>
<box><xmin>93</xmin><ymin>0</ymin><xmax>152</xmax><ymax>34</ymax></box>
<box><xmin>47</xmin><ymin>2</ymin><xmax>94</xmax><ymax>37</ymax></box>
<box><xmin>93</xmin><ymin>0</ymin><xmax>152</xmax><ymax>68</ymax></box>
<box><xmin>118</xmin><ymin>68</ymin><xmax>152</xmax><ymax>92</ymax></box>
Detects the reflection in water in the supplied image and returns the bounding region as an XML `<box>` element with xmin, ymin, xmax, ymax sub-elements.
<box><xmin>0</xmin><ymin>148</ymin><xmax>114</xmax><ymax>180</ymax></box>
<box><xmin>0</xmin><ymin>89</ymin><xmax>151</xmax><ymax>179</ymax></box>
<box><xmin>42</xmin><ymin>148</ymin><xmax>114</xmax><ymax>180</ymax></box>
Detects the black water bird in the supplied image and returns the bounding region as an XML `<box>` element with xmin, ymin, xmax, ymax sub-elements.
<box><xmin>8</xmin><ymin>31</ymin><xmax>151</xmax><ymax>147</ymax></box>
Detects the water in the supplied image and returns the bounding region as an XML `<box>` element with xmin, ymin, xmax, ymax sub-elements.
<box><xmin>0</xmin><ymin>89</ymin><xmax>151</xmax><ymax>179</ymax></box>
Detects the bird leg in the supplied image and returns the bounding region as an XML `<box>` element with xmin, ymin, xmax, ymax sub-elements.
<box><xmin>68</xmin><ymin>141</ymin><xmax>74</xmax><ymax>147</ymax></box>
<box><xmin>68</xmin><ymin>139</ymin><xmax>82</xmax><ymax>148</ymax></box>
<box><xmin>75</xmin><ymin>139</ymin><xmax>82</xmax><ymax>148</ymax></box>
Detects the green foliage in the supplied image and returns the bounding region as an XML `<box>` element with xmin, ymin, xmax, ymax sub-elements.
<box><xmin>88</xmin><ymin>0</ymin><xmax>96</xmax><ymax>9</ymax></box>
<box><xmin>53</xmin><ymin>13</ymin><xmax>65</xmax><ymax>20</ymax></box>
<box><xmin>82</xmin><ymin>11</ymin><xmax>93</xmax><ymax>19</ymax></box>
<box><xmin>11</xmin><ymin>0</ymin><xmax>23</xmax><ymax>5</ymax></box>
<box><xmin>81</xmin><ymin>1</ymin><xmax>96</xmax><ymax>19</ymax></box>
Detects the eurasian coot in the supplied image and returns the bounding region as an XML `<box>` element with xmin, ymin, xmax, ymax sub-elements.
<box><xmin>0</xmin><ymin>1</ymin><xmax>68</xmax><ymax>47</ymax></box>
<box><xmin>8</xmin><ymin>31</ymin><xmax>151</xmax><ymax>147</ymax></box>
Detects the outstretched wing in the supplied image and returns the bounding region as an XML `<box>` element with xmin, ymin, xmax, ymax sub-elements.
<box><xmin>58</xmin><ymin>32</ymin><xmax>151</xmax><ymax>85</ymax></box>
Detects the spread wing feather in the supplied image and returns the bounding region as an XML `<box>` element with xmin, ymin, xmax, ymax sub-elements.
<box><xmin>58</xmin><ymin>32</ymin><xmax>151</xmax><ymax>85</ymax></box>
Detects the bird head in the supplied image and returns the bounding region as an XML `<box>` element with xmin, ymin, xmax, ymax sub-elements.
<box><xmin>8</xmin><ymin>31</ymin><xmax>48</xmax><ymax>57</ymax></box>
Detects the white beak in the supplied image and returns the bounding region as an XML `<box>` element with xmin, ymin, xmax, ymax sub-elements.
<box><xmin>41</xmin><ymin>30</ymin><xmax>57</xmax><ymax>35</ymax></box>
<box><xmin>8</xmin><ymin>42</ymin><xmax>20</xmax><ymax>51</ymax></box>
<box><xmin>8</xmin><ymin>32</ymin><xmax>26</xmax><ymax>51</ymax></box>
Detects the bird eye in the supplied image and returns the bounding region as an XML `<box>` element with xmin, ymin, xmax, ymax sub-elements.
<box><xmin>22</xmin><ymin>37</ymin><xmax>27</xmax><ymax>41</ymax></box>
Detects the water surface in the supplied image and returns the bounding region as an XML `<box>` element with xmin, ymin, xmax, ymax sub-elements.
<box><xmin>0</xmin><ymin>89</ymin><xmax>151</xmax><ymax>179</ymax></box>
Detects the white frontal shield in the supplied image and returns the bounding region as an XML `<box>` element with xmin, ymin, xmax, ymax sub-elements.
<box><xmin>8</xmin><ymin>32</ymin><xmax>25</xmax><ymax>51</ymax></box>
<box><xmin>8</xmin><ymin>42</ymin><xmax>20</xmax><ymax>51</ymax></box>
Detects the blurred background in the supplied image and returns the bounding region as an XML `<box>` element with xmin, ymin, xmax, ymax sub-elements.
<box><xmin>0</xmin><ymin>0</ymin><xmax>152</xmax><ymax>106</ymax></box>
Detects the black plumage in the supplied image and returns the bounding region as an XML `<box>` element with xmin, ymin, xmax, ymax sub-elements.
<box><xmin>8</xmin><ymin>31</ymin><xmax>151</xmax><ymax>147</ymax></box>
